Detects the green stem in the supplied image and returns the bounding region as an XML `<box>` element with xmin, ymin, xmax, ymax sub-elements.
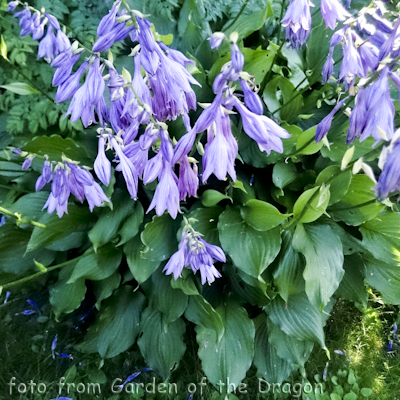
<box><xmin>2</xmin><ymin>58</ymin><xmax>54</xmax><ymax>102</ymax></box>
<box><xmin>223</xmin><ymin>0</ymin><xmax>250</xmax><ymax>32</ymax></box>
<box><xmin>277</xmin><ymin>0</ymin><xmax>287</xmax><ymax>44</ymax></box>
<box><xmin>0</xmin><ymin>205</ymin><xmax>46</xmax><ymax>228</ymax></box>
<box><xmin>0</xmin><ymin>249</ymin><xmax>93</xmax><ymax>290</ymax></box>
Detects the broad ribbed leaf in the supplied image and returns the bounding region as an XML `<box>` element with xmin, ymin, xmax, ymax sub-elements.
<box><xmin>68</xmin><ymin>244</ymin><xmax>122</xmax><ymax>283</ymax></box>
<box><xmin>266</xmin><ymin>292</ymin><xmax>326</xmax><ymax>350</ymax></box>
<box><xmin>219</xmin><ymin>207</ymin><xmax>281</xmax><ymax>279</ymax></box>
<box><xmin>50</xmin><ymin>266</ymin><xmax>86</xmax><ymax>320</ymax></box>
<box><xmin>27</xmin><ymin>205</ymin><xmax>96</xmax><ymax>252</ymax></box>
<box><xmin>77</xmin><ymin>286</ymin><xmax>145</xmax><ymax>358</ymax></box>
<box><xmin>364</xmin><ymin>255</ymin><xmax>400</xmax><ymax>304</ymax></box>
<box><xmin>196</xmin><ymin>301</ymin><xmax>255</xmax><ymax>393</ymax></box>
<box><xmin>293</xmin><ymin>224</ymin><xmax>344</xmax><ymax>308</ymax></box>
<box><xmin>201</xmin><ymin>190</ymin><xmax>231</xmax><ymax>207</ymax></box>
<box><xmin>9</xmin><ymin>192</ymin><xmax>49</xmax><ymax>221</ymax></box>
<box><xmin>272</xmin><ymin>231</ymin><xmax>305</xmax><ymax>303</ymax></box>
<box><xmin>124</xmin><ymin>236</ymin><xmax>160</xmax><ymax>284</ymax></box>
<box><xmin>151</xmin><ymin>269</ymin><xmax>188</xmax><ymax>323</ymax></box>
<box><xmin>253</xmin><ymin>314</ymin><xmax>294</xmax><ymax>384</ymax></box>
<box><xmin>140</xmin><ymin>214</ymin><xmax>181</xmax><ymax>261</ymax></box>
<box><xmin>117</xmin><ymin>202</ymin><xmax>144</xmax><ymax>246</ymax></box>
<box><xmin>360</xmin><ymin>212</ymin><xmax>400</xmax><ymax>266</ymax></box>
<box><xmin>88</xmin><ymin>190</ymin><xmax>136</xmax><ymax>251</ymax></box>
<box><xmin>330</xmin><ymin>175</ymin><xmax>384</xmax><ymax>226</ymax></box>
<box><xmin>316</xmin><ymin>166</ymin><xmax>352</xmax><ymax>205</ymax></box>
<box><xmin>138</xmin><ymin>307</ymin><xmax>186</xmax><ymax>378</ymax></box>
<box><xmin>241</xmin><ymin>199</ymin><xmax>290</xmax><ymax>231</ymax></box>
<box><xmin>93</xmin><ymin>273</ymin><xmax>121</xmax><ymax>310</ymax></box>
<box><xmin>188</xmin><ymin>206</ymin><xmax>223</xmax><ymax>245</ymax></box>
<box><xmin>335</xmin><ymin>254</ymin><xmax>367</xmax><ymax>307</ymax></box>
<box><xmin>267</xmin><ymin>318</ymin><xmax>314</xmax><ymax>367</ymax></box>
<box><xmin>293</xmin><ymin>185</ymin><xmax>330</xmax><ymax>224</ymax></box>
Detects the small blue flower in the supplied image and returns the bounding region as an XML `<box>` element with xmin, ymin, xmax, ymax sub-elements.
<box><xmin>15</xmin><ymin>309</ymin><xmax>36</xmax><ymax>316</ymax></box>
<box><xmin>209</xmin><ymin>32</ymin><xmax>225</xmax><ymax>50</ymax></box>
<box><xmin>118</xmin><ymin>372</ymin><xmax>141</xmax><ymax>390</ymax></box>
<box><xmin>3</xmin><ymin>291</ymin><xmax>11</xmax><ymax>304</ymax></box>
<box><xmin>0</xmin><ymin>215</ymin><xmax>6</xmax><ymax>227</ymax></box>
<box><xmin>51</xmin><ymin>334</ymin><xmax>58</xmax><ymax>359</ymax></box>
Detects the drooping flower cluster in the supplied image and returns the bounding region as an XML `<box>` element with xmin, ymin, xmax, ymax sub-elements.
<box><xmin>163</xmin><ymin>218</ymin><xmax>225</xmax><ymax>285</ymax></box>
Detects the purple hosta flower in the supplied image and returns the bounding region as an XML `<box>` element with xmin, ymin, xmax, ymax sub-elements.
<box><xmin>212</xmin><ymin>63</ymin><xmax>240</xmax><ymax>94</ymax></box>
<box><xmin>108</xmin><ymin>68</ymin><xmax>125</xmax><ymax>101</ymax></box>
<box><xmin>3</xmin><ymin>291</ymin><xmax>11</xmax><ymax>304</ymax></box>
<box><xmin>339</xmin><ymin>33</ymin><xmax>364</xmax><ymax>89</ymax></box>
<box><xmin>163</xmin><ymin>45</ymin><xmax>195</xmax><ymax>67</ymax></box>
<box><xmin>0</xmin><ymin>215</ymin><xmax>5</xmax><ymax>227</ymax></box>
<box><xmin>172</xmin><ymin>129</ymin><xmax>197</xmax><ymax>165</ymax></box>
<box><xmin>32</xmin><ymin>17</ymin><xmax>47</xmax><ymax>41</ymax></box>
<box><xmin>35</xmin><ymin>160</ymin><xmax>53</xmax><ymax>191</ymax></box>
<box><xmin>375</xmin><ymin>139</ymin><xmax>400</xmax><ymax>199</ymax></box>
<box><xmin>97</xmin><ymin>0</ymin><xmax>121</xmax><ymax>37</ymax></box>
<box><xmin>27</xmin><ymin>299</ymin><xmax>40</xmax><ymax>311</ymax></box>
<box><xmin>322</xmin><ymin>48</ymin><xmax>334</xmax><ymax>83</ymax></box>
<box><xmin>118</xmin><ymin>372</ymin><xmax>141</xmax><ymax>390</ymax></box>
<box><xmin>148</xmin><ymin>47</ymin><xmax>199</xmax><ymax>122</ymax></box>
<box><xmin>122</xmin><ymin>141</ymin><xmax>148</xmax><ymax>178</ymax></box>
<box><xmin>111</xmin><ymin>137</ymin><xmax>138</xmax><ymax>199</ymax></box>
<box><xmin>43</xmin><ymin>167</ymin><xmax>70</xmax><ymax>217</ymax></box>
<box><xmin>164</xmin><ymin>224</ymin><xmax>225</xmax><ymax>284</ymax></box>
<box><xmin>45</xmin><ymin>13</ymin><xmax>60</xmax><ymax>30</ymax></box>
<box><xmin>92</xmin><ymin>21</ymin><xmax>135</xmax><ymax>53</ymax></box>
<box><xmin>8</xmin><ymin>1</ymin><xmax>18</xmax><ymax>12</ymax></box>
<box><xmin>52</xmin><ymin>52</ymin><xmax>81</xmax><ymax>86</ymax></box>
<box><xmin>209</xmin><ymin>32</ymin><xmax>225</xmax><ymax>50</ymax></box>
<box><xmin>358</xmin><ymin>42</ymin><xmax>379</xmax><ymax>76</ymax></box>
<box><xmin>15</xmin><ymin>309</ymin><xmax>37</xmax><ymax>316</ymax></box>
<box><xmin>94</xmin><ymin>135</ymin><xmax>111</xmax><ymax>185</ymax></box>
<box><xmin>143</xmin><ymin>151</ymin><xmax>163</xmax><ymax>185</ymax></box>
<box><xmin>21</xmin><ymin>156</ymin><xmax>33</xmax><ymax>170</ymax></box>
<box><xmin>147</xmin><ymin>160</ymin><xmax>180</xmax><ymax>218</ymax></box>
<box><xmin>378</xmin><ymin>17</ymin><xmax>400</xmax><ymax>61</ymax></box>
<box><xmin>320</xmin><ymin>0</ymin><xmax>350</xmax><ymax>30</ymax></box>
<box><xmin>360</xmin><ymin>68</ymin><xmax>394</xmax><ymax>143</ymax></box>
<box><xmin>315</xmin><ymin>98</ymin><xmax>347</xmax><ymax>142</ymax></box>
<box><xmin>231</xmin><ymin>44</ymin><xmax>244</xmax><ymax>73</ymax></box>
<box><xmin>37</xmin><ymin>25</ymin><xmax>58</xmax><ymax>61</ymax></box>
<box><xmin>51</xmin><ymin>334</ymin><xmax>58</xmax><ymax>359</ymax></box>
<box><xmin>281</xmin><ymin>0</ymin><xmax>312</xmax><ymax>48</ymax></box>
<box><xmin>234</xmin><ymin>97</ymin><xmax>291</xmax><ymax>154</ymax></box>
<box><xmin>178</xmin><ymin>157</ymin><xmax>199</xmax><ymax>201</ymax></box>
<box><xmin>55</xmin><ymin>61</ymin><xmax>89</xmax><ymax>103</ymax></box>
<box><xmin>66</xmin><ymin>58</ymin><xmax>105</xmax><ymax>127</ymax></box>
<box><xmin>202</xmin><ymin>107</ymin><xmax>237</xmax><ymax>182</ymax></box>
<box><xmin>346</xmin><ymin>86</ymin><xmax>367</xmax><ymax>144</ymax></box>
<box><xmin>55</xmin><ymin>29</ymin><xmax>71</xmax><ymax>55</ymax></box>
<box><xmin>240</xmin><ymin>79</ymin><xmax>263</xmax><ymax>115</ymax></box>
<box><xmin>369</xmin><ymin>13</ymin><xmax>393</xmax><ymax>35</ymax></box>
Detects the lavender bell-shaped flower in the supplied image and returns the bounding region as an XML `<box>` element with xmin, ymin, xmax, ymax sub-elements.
<box><xmin>97</xmin><ymin>0</ymin><xmax>121</xmax><ymax>37</ymax></box>
<box><xmin>281</xmin><ymin>0</ymin><xmax>312</xmax><ymax>48</ymax></box>
<box><xmin>376</xmin><ymin>140</ymin><xmax>400</xmax><ymax>199</ymax></box>
<box><xmin>37</xmin><ymin>25</ymin><xmax>58</xmax><ymax>61</ymax></box>
<box><xmin>147</xmin><ymin>160</ymin><xmax>180</xmax><ymax>219</ymax></box>
<box><xmin>94</xmin><ymin>136</ymin><xmax>111</xmax><ymax>185</ymax></box>
<box><xmin>320</xmin><ymin>0</ymin><xmax>351</xmax><ymax>30</ymax></box>
<box><xmin>209</xmin><ymin>32</ymin><xmax>225</xmax><ymax>50</ymax></box>
<box><xmin>163</xmin><ymin>232</ymin><xmax>189</xmax><ymax>280</ymax></box>
<box><xmin>178</xmin><ymin>157</ymin><xmax>199</xmax><ymax>201</ymax></box>
<box><xmin>230</xmin><ymin>44</ymin><xmax>245</xmax><ymax>73</ymax></box>
<box><xmin>240</xmin><ymin>79</ymin><xmax>263</xmax><ymax>115</ymax></box>
<box><xmin>55</xmin><ymin>61</ymin><xmax>89</xmax><ymax>103</ymax></box>
<box><xmin>315</xmin><ymin>98</ymin><xmax>347</xmax><ymax>142</ymax></box>
<box><xmin>339</xmin><ymin>32</ymin><xmax>364</xmax><ymax>89</ymax></box>
<box><xmin>35</xmin><ymin>159</ymin><xmax>53</xmax><ymax>191</ymax></box>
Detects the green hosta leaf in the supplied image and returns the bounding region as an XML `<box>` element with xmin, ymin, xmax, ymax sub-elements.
<box><xmin>185</xmin><ymin>295</ymin><xmax>224</xmax><ymax>343</ymax></box>
<box><xmin>77</xmin><ymin>286</ymin><xmax>145</xmax><ymax>358</ymax></box>
<box><xmin>360</xmin><ymin>212</ymin><xmax>400</xmax><ymax>266</ymax></box>
<box><xmin>151</xmin><ymin>269</ymin><xmax>188</xmax><ymax>323</ymax></box>
<box><xmin>196</xmin><ymin>301</ymin><xmax>255</xmax><ymax>393</ymax></box>
<box><xmin>335</xmin><ymin>254</ymin><xmax>367</xmax><ymax>307</ymax></box>
<box><xmin>272</xmin><ymin>231</ymin><xmax>305</xmax><ymax>302</ymax></box>
<box><xmin>170</xmin><ymin>270</ymin><xmax>199</xmax><ymax>295</ymax></box>
<box><xmin>45</xmin><ymin>231</ymin><xmax>86</xmax><ymax>252</ymax></box>
<box><xmin>188</xmin><ymin>206</ymin><xmax>223</xmax><ymax>245</ymax></box>
<box><xmin>93</xmin><ymin>273</ymin><xmax>121</xmax><ymax>310</ymax></box>
<box><xmin>89</xmin><ymin>190</ymin><xmax>136</xmax><ymax>251</ymax></box>
<box><xmin>117</xmin><ymin>202</ymin><xmax>144</xmax><ymax>246</ymax></box>
<box><xmin>27</xmin><ymin>205</ymin><xmax>96</xmax><ymax>252</ymax></box>
<box><xmin>295</xmin><ymin>126</ymin><xmax>324</xmax><ymax>155</ymax></box>
<box><xmin>0</xmin><ymin>82</ymin><xmax>40</xmax><ymax>95</ymax></box>
<box><xmin>201</xmin><ymin>190</ymin><xmax>231</xmax><ymax>207</ymax></box>
<box><xmin>22</xmin><ymin>134</ymin><xmax>89</xmax><ymax>162</ymax></box>
<box><xmin>272</xmin><ymin>160</ymin><xmax>298</xmax><ymax>189</ymax></box>
<box><xmin>266</xmin><ymin>292</ymin><xmax>327</xmax><ymax>350</ymax></box>
<box><xmin>263</xmin><ymin>75</ymin><xmax>304</xmax><ymax>123</ymax></box>
<box><xmin>293</xmin><ymin>185</ymin><xmax>330</xmax><ymax>224</ymax></box>
<box><xmin>223</xmin><ymin>1</ymin><xmax>272</xmax><ymax>39</ymax></box>
<box><xmin>253</xmin><ymin>314</ymin><xmax>294</xmax><ymax>384</ymax></box>
<box><xmin>330</xmin><ymin>175</ymin><xmax>384</xmax><ymax>226</ymax></box>
<box><xmin>219</xmin><ymin>206</ymin><xmax>281</xmax><ymax>280</ymax></box>
<box><xmin>8</xmin><ymin>192</ymin><xmax>49</xmax><ymax>221</ymax></box>
<box><xmin>50</xmin><ymin>266</ymin><xmax>87</xmax><ymax>320</ymax></box>
<box><xmin>241</xmin><ymin>199</ymin><xmax>290</xmax><ymax>231</ymax></box>
<box><xmin>267</xmin><ymin>318</ymin><xmax>314</xmax><ymax>367</ymax></box>
<box><xmin>293</xmin><ymin>224</ymin><xmax>344</xmax><ymax>308</ymax></box>
<box><xmin>316</xmin><ymin>166</ymin><xmax>352</xmax><ymax>205</ymax></box>
<box><xmin>363</xmin><ymin>255</ymin><xmax>400</xmax><ymax>304</ymax></box>
<box><xmin>68</xmin><ymin>244</ymin><xmax>122</xmax><ymax>283</ymax></box>
<box><xmin>138</xmin><ymin>307</ymin><xmax>186</xmax><ymax>378</ymax></box>
<box><xmin>0</xmin><ymin>225</ymin><xmax>54</xmax><ymax>275</ymax></box>
<box><xmin>140</xmin><ymin>213</ymin><xmax>181</xmax><ymax>261</ymax></box>
<box><xmin>124</xmin><ymin>236</ymin><xmax>161</xmax><ymax>284</ymax></box>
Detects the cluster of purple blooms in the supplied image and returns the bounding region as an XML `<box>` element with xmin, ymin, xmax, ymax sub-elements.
<box><xmin>163</xmin><ymin>218</ymin><xmax>225</xmax><ymax>285</ymax></box>
<box><xmin>9</xmin><ymin>0</ymin><xmax>291</xmax><ymax>221</ymax></box>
